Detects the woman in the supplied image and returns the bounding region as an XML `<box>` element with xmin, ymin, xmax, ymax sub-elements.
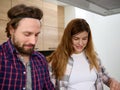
<box><xmin>47</xmin><ymin>18</ymin><xmax>120</xmax><ymax>90</ymax></box>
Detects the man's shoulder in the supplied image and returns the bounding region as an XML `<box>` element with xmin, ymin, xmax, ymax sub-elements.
<box><xmin>33</xmin><ymin>51</ymin><xmax>46</xmax><ymax>60</ymax></box>
<box><xmin>32</xmin><ymin>51</ymin><xmax>48</xmax><ymax>65</ymax></box>
<box><xmin>0</xmin><ymin>43</ymin><xmax>5</xmax><ymax>58</ymax></box>
<box><xmin>0</xmin><ymin>41</ymin><xmax>12</xmax><ymax>57</ymax></box>
<box><xmin>0</xmin><ymin>43</ymin><xmax>4</xmax><ymax>53</ymax></box>
<box><xmin>0</xmin><ymin>42</ymin><xmax>7</xmax><ymax>52</ymax></box>
<box><xmin>0</xmin><ymin>45</ymin><xmax>2</xmax><ymax>54</ymax></box>
<box><xmin>34</xmin><ymin>51</ymin><xmax>45</xmax><ymax>57</ymax></box>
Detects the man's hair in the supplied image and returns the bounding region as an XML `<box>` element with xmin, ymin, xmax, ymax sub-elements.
<box><xmin>6</xmin><ymin>4</ymin><xmax>43</xmax><ymax>37</ymax></box>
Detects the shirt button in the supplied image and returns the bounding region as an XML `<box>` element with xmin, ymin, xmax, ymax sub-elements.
<box><xmin>23</xmin><ymin>71</ymin><xmax>26</xmax><ymax>74</ymax></box>
<box><xmin>23</xmin><ymin>87</ymin><xmax>26</xmax><ymax>90</ymax></box>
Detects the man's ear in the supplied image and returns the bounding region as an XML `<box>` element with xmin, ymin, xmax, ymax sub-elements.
<box><xmin>9</xmin><ymin>25</ymin><xmax>15</xmax><ymax>36</ymax></box>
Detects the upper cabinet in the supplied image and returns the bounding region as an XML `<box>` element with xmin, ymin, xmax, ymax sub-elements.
<box><xmin>0</xmin><ymin>0</ymin><xmax>11</xmax><ymax>20</ymax></box>
<box><xmin>12</xmin><ymin>0</ymin><xmax>43</xmax><ymax>8</ymax></box>
<box><xmin>0</xmin><ymin>20</ymin><xmax>8</xmax><ymax>44</ymax></box>
<box><xmin>39</xmin><ymin>2</ymin><xmax>58</xmax><ymax>50</ymax></box>
<box><xmin>0</xmin><ymin>0</ymin><xmax>11</xmax><ymax>44</ymax></box>
<box><xmin>42</xmin><ymin>26</ymin><xmax>58</xmax><ymax>50</ymax></box>
<box><xmin>58</xmin><ymin>6</ymin><xmax>64</xmax><ymax>42</ymax></box>
<box><xmin>43</xmin><ymin>2</ymin><xmax>58</xmax><ymax>27</ymax></box>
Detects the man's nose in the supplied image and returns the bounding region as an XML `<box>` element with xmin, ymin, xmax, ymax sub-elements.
<box><xmin>30</xmin><ymin>36</ymin><xmax>36</xmax><ymax>45</ymax></box>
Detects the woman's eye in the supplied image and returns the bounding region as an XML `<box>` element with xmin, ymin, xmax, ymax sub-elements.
<box><xmin>73</xmin><ymin>37</ymin><xmax>79</xmax><ymax>40</ymax></box>
<box><xmin>82</xmin><ymin>37</ymin><xmax>88</xmax><ymax>40</ymax></box>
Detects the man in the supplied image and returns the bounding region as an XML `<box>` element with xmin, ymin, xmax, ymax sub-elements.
<box><xmin>0</xmin><ymin>4</ymin><xmax>55</xmax><ymax>90</ymax></box>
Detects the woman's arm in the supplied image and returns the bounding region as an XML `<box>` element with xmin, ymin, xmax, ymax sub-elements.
<box><xmin>98</xmin><ymin>58</ymin><xmax>120</xmax><ymax>90</ymax></box>
<box><xmin>109</xmin><ymin>78</ymin><xmax>120</xmax><ymax>90</ymax></box>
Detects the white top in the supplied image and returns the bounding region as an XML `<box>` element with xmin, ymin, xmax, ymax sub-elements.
<box><xmin>68</xmin><ymin>52</ymin><xmax>97</xmax><ymax>90</ymax></box>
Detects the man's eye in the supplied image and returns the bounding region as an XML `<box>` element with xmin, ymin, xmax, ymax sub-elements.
<box><xmin>24</xmin><ymin>33</ymin><xmax>31</xmax><ymax>36</ymax></box>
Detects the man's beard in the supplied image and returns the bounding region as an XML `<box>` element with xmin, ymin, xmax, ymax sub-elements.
<box><xmin>13</xmin><ymin>36</ymin><xmax>35</xmax><ymax>55</ymax></box>
<box><xmin>14</xmin><ymin>44</ymin><xmax>34</xmax><ymax>55</ymax></box>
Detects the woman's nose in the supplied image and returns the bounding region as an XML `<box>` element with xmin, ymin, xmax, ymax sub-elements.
<box><xmin>78</xmin><ymin>39</ymin><xmax>83</xmax><ymax>45</ymax></box>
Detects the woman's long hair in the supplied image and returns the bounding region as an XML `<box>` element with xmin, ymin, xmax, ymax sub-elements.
<box><xmin>47</xmin><ymin>18</ymin><xmax>99</xmax><ymax>80</ymax></box>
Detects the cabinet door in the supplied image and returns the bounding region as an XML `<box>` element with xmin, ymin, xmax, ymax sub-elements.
<box><xmin>0</xmin><ymin>0</ymin><xmax>11</xmax><ymax>20</ymax></box>
<box><xmin>42</xmin><ymin>26</ymin><xmax>58</xmax><ymax>50</ymax></box>
<box><xmin>0</xmin><ymin>20</ymin><xmax>8</xmax><ymax>44</ymax></box>
<box><xmin>12</xmin><ymin>0</ymin><xmax>43</xmax><ymax>8</ymax></box>
<box><xmin>58</xmin><ymin>27</ymin><xmax>64</xmax><ymax>42</ymax></box>
<box><xmin>35</xmin><ymin>27</ymin><xmax>44</xmax><ymax>51</ymax></box>
<box><xmin>58</xmin><ymin>6</ymin><xmax>64</xmax><ymax>28</ymax></box>
<box><xmin>43</xmin><ymin>2</ymin><xmax>58</xmax><ymax>27</ymax></box>
<box><xmin>58</xmin><ymin>6</ymin><xmax>64</xmax><ymax>43</ymax></box>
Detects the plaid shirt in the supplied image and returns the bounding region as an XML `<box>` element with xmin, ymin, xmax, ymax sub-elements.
<box><xmin>49</xmin><ymin>53</ymin><xmax>110</xmax><ymax>90</ymax></box>
<box><xmin>0</xmin><ymin>39</ymin><xmax>55</xmax><ymax>90</ymax></box>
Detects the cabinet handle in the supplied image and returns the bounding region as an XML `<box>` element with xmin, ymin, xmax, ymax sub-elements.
<box><xmin>48</xmin><ymin>47</ymin><xmax>56</xmax><ymax>50</ymax></box>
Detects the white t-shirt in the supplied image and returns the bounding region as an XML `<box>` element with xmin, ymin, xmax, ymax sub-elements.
<box><xmin>68</xmin><ymin>52</ymin><xmax>97</xmax><ymax>90</ymax></box>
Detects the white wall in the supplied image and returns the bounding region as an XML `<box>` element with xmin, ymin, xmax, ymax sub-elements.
<box><xmin>64</xmin><ymin>6</ymin><xmax>120</xmax><ymax>90</ymax></box>
<box><xmin>64</xmin><ymin>6</ymin><xmax>76</xmax><ymax>27</ymax></box>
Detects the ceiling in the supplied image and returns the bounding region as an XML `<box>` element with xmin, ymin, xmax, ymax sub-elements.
<box><xmin>45</xmin><ymin>0</ymin><xmax>120</xmax><ymax>16</ymax></box>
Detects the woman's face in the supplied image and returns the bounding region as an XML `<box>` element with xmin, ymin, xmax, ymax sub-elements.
<box><xmin>72</xmin><ymin>31</ymin><xmax>88</xmax><ymax>54</ymax></box>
